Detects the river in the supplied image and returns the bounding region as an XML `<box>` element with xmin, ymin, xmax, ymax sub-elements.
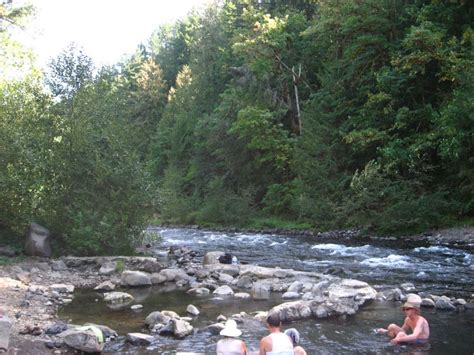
<box><xmin>59</xmin><ymin>227</ymin><xmax>474</xmax><ymax>354</ymax></box>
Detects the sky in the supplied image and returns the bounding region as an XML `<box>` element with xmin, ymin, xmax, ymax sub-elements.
<box><xmin>26</xmin><ymin>0</ymin><xmax>209</xmax><ymax>67</ymax></box>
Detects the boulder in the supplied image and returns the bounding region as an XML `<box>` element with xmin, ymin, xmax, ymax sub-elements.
<box><xmin>51</xmin><ymin>260</ymin><xmax>68</xmax><ymax>271</ymax></box>
<box><xmin>172</xmin><ymin>319</ymin><xmax>193</xmax><ymax>338</ymax></box>
<box><xmin>61</xmin><ymin>326</ymin><xmax>104</xmax><ymax>353</ymax></box>
<box><xmin>203</xmin><ymin>251</ymin><xmax>225</xmax><ymax>265</ymax></box>
<box><xmin>103</xmin><ymin>292</ymin><xmax>134</xmax><ymax>305</ymax></box>
<box><xmin>198</xmin><ymin>322</ymin><xmax>225</xmax><ymax>335</ymax></box>
<box><xmin>49</xmin><ymin>284</ymin><xmax>75</xmax><ymax>294</ymax></box>
<box><xmin>187</xmin><ymin>287</ymin><xmax>211</xmax><ymax>296</ymax></box>
<box><xmin>126</xmin><ymin>332</ymin><xmax>155</xmax><ymax>345</ymax></box>
<box><xmin>145</xmin><ymin>311</ymin><xmax>171</xmax><ymax>328</ymax></box>
<box><xmin>435</xmin><ymin>296</ymin><xmax>456</xmax><ymax>311</ymax></box>
<box><xmin>235</xmin><ymin>275</ymin><xmax>253</xmax><ymax>289</ymax></box>
<box><xmin>219</xmin><ymin>273</ymin><xmax>234</xmax><ymax>284</ymax></box>
<box><xmin>252</xmin><ymin>281</ymin><xmax>271</xmax><ymax>300</ymax></box>
<box><xmin>121</xmin><ymin>271</ymin><xmax>152</xmax><ymax>287</ymax></box>
<box><xmin>150</xmin><ymin>273</ymin><xmax>167</xmax><ymax>284</ymax></box>
<box><xmin>99</xmin><ymin>261</ymin><xmax>117</xmax><ymax>275</ymax></box>
<box><xmin>234</xmin><ymin>292</ymin><xmax>251</xmax><ymax>299</ymax></box>
<box><xmin>0</xmin><ymin>315</ymin><xmax>12</xmax><ymax>351</ymax></box>
<box><xmin>24</xmin><ymin>223</ymin><xmax>52</xmax><ymax>257</ymax></box>
<box><xmin>159</xmin><ymin>268</ymin><xmax>190</xmax><ymax>282</ymax></box>
<box><xmin>421</xmin><ymin>298</ymin><xmax>435</xmax><ymax>307</ymax></box>
<box><xmin>213</xmin><ymin>285</ymin><xmax>234</xmax><ymax>296</ymax></box>
<box><xmin>287</xmin><ymin>281</ymin><xmax>303</xmax><ymax>293</ymax></box>
<box><xmin>282</xmin><ymin>291</ymin><xmax>300</xmax><ymax>299</ymax></box>
<box><xmin>94</xmin><ymin>281</ymin><xmax>115</xmax><ymax>292</ymax></box>
<box><xmin>186</xmin><ymin>304</ymin><xmax>200</xmax><ymax>316</ymax></box>
<box><xmin>205</xmin><ymin>264</ymin><xmax>241</xmax><ymax>277</ymax></box>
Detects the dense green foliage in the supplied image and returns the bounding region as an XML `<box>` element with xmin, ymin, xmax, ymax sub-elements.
<box><xmin>1</xmin><ymin>0</ymin><xmax>472</xmax><ymax>255</ymax></box>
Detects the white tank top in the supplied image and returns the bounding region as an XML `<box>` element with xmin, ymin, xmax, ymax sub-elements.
<box><xmin>266</xmin><ymin>332</ymin><xmax>294</xmax><ymax>355</ymax></box>
<box><xmin>216</xmin><ymin>337</ymin><xmax>245</xmax><ymax>355</ymax></box>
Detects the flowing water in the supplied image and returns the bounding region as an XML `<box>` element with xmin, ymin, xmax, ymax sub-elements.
<box><xmin>59</xmin><ymin>227</ymin><xmax>474</xmax><ymax>354</ymax></box>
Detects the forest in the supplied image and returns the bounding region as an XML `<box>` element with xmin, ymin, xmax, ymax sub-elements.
<box><xmin>1</xmin><ymin>0</ymin><xmax>473</xmax><ymax>255</ymax></box>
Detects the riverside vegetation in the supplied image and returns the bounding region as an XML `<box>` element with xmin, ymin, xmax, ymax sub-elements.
<box><xmin>1</xmin><ymin>0</ymin><xmax>473</xmax><ymax>255</ymax></box>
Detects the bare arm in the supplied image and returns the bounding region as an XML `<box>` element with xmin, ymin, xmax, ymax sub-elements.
<box><xmin>259</xmin><ymin>337</ymin><xmax>268</xmax><ymax>355</ymax></box>
<box><xmin>392</xmin><ymin>318</ymin><xmax>424</xmax><ymax>344</ymax></box>
<box><xmin>242</xmin><ymin>341</ymin><xmax>248</xmax><ymax>355</ymax></box>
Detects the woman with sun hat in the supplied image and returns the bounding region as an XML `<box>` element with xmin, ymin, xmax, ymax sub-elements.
<box><xmin>216</xmin><ymin>319</ymin><xmax>248</xmax><ymax>354</ymax></box>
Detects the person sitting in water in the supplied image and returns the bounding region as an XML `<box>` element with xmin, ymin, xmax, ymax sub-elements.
<box><xmin>377</xmin><ymin>299</ymin><xmax>430</xmax><ymax>346</ymax></box>
<box><xmin>284</xmin><ymin>328</ymin><xmax>307</xmax><ymax>355</ymax></box>
<box><xmin>216</xmin><ymin>319</ymin><xmax>248</xmax><ymax>355</ymax></box>
<box><xmin>259</xmin><ymin>313</ymin><xmax>294</xmax><ymax>355</ymax></box>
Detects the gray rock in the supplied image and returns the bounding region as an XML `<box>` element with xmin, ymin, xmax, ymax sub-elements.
<box><xmin>252</xmin><ymin>281</ymin><xmax>271</xmax><ymax>300</ymax></box>
<box><xmin>287</xmin><ymin>281</ymin><xmax>303</xmax><ymax>293</ymax></box>
<box><xmin>150</xmin><ymin>273</ymin><xmax>167</xmax><ymax>284</ymax></box>
<box><xmin>203</xmin><ymin>251</ymin><xmax>225</xmax><ymax>265</ymax></box>
<box><xmin>234</xmin><ymin>292</ymin><xmax>251</xmax><ymax>299</ymax></box>
<box><xmin>0</xmin><ymin>315</ymin><xmax>12</xmax><ymax>350</ymax></box>
<box><xmin>282</xmin><ymin>291</ymin><xmax>300</xmax><ymax>299</ymax></box>
<box><xmin>94</xmin><ymin>281</ymin><xmax>115</xmax><ymax>292</ymax></box>
<box><xmin>435</xmin><ymin>297</ymin><xmax>456</xmax><ymax>311</ymax></box>
<box><xmin>213</xmin><ymin>285</ymin><xmax>234</xmax><ymax>296</ymax></box>
<box><xmin>421</xmin><ymin>298</ymin><xmax>435</xmax><ymax>307</ymax></box>
<box><xmin>61</xmin><ymin>327</ymin><xmax>104</xmax><ymax>353</ymax></box>
<box><xmin>24</xmin><ymin>223</ymin><xmax>52</xmax><ymax>257</ymax></box>
<box><xmin>50</xmin><ymin>260</ymin><xmax>68</xmax><ymax>271</ymax></box>
<box><xmin>103</xmin><ymin>292</ymin><xmax>134</xmax><ymax>305</ymax></box>
<box><xmin>219</xmin><ymin>273</ymin><xmax>234</xmax><ymax>284</ymax></box>
<box><xmin>130</xmin><ymin>304</ymin><xmax>143</xmax><ymax>311</ymax></box>
<box><xmin>235</xmin><ymin>275</ymin><xmax>253</xmax><ymax>289</ymax></box>
<box><xmin>454</xmin><ymin>298</ymin><xmax>466</xmax><ymax>306</ymax></box>
<box><xmin>49</xmin><ymin>284</ymin><xmax>75</xmax><ymax>293</ymax></box>
<box><xmin>187</xmin><ymin>287</ymin><xmax>211</xmax><ymax>296</ymax></box>
<box><xmin>400</xmin><ymin>283</ymin><xmax>416</xmax><ymax>293</ymax></box>
<box><xmin>121</xmin><ymin>271</ymin><xmax>152</xmax><ymax>287</ymax></box>
<box><xmin>186</xmin><ymin>304</ymin><xmax>200</xmax><ymax>316</ymax></box>
<box><xmin>145</xmin><ymin>311</ymin><xmax>171</xmax><ymax>328</ymax></box>
<box><xmin>126</xmin><ymin>332</ymin><xmax>154</xmax><ymax>345</ymax></box>
<box><xmin>99</xmin><ymin>261</ymin><xmax>117</xmax><ymax>275</ymax></box>
<box><xmin>198</xmin><ymin>322</ymin><xmax>224</xmax><ymax>335</ymax></box>
<box><xmin>172</xmin><ymin>319</ymin><xmax>193</xmax><ymax>338</ymax></box>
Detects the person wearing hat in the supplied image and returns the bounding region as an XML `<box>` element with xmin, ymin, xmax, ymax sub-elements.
<box><xmin>216</xmin><ymin>319</ymin><xmax>248</xmax><ymax>355</ymax></box>
<box><xmin>376</xmin><ymin>298</ymin><xmax>430</xmax><ymax>346</ymax></box>
<box><xmin>284</xmin><ymin>328</ymin><xmax>307</xmax><ymax>355</ymax></box>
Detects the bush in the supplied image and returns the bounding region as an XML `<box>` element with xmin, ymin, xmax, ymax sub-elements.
<box><xmin>344</xmin><ymin>161</ymin><xmax>453</xmax><ymax>234</ymax></box>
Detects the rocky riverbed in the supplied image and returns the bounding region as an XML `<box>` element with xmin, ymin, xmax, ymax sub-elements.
<box><xmin>0</xmin><ymin>227</ymin><xmax>473</xmax><ymax>354</ymax></box>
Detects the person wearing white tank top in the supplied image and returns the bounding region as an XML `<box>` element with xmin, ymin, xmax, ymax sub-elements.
<box><xmin>259</xmin><ymin>313</ymin><xmax>294</xmax><ymax>355</ymax></box>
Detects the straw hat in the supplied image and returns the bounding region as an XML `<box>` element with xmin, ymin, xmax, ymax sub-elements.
<box><xmin>402</xmin><ymin>294</ymin><xmax>421</xmax><ymax>310</ymax></box>
<box><xmin>402</xmin><ymin>301</ymin><xmax>421</xmax><ymax>310</ymax></box>
<box><xmin>220</xmin><ymin>319</ymin><xmax>242</xmax><ymax>337</ymax></box>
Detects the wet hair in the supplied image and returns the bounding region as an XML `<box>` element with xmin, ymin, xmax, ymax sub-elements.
<box><xmin>266</xmin><ymin>313</ymin><xmax>281</xmax><ymax>327</ymax></box>
<box><xmin>284</xmin><ymin>328</ymin><xmax>300</xmax><ymax>346</ymax></box>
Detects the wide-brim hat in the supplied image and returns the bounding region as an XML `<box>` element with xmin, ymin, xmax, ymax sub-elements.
<box><xmin>220</xmin><ymin>319</ymin><xmax>242</xmax><ymax>337</ymax></box>
<box><xmin>402</xmin><ymin>301</ymin><xmax>421</xmax><ymax>310</ymax></box>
